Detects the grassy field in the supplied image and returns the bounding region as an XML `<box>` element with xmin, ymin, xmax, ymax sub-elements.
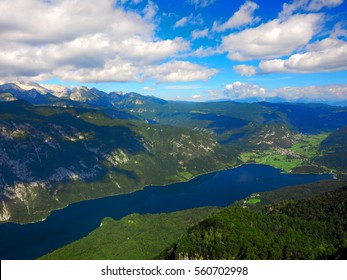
<box><xmin>245</xmin><ymin>198</ymin><xmax>261</xmax><ymax>205</ymax></box>
<box><xmin>240</xmin><ymin>133</ymin><xmax>331</xmax><ymax>173</ymax></box>
<box><xmin>290</xmin><ymin>133</ymin><xmax>329</xmax><ymax>157</ymax></box>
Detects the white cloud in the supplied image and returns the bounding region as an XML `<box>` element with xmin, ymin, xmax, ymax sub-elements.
<box><xmin>144</xmin><ymin>60</ymin><xmax>219</xmax><ymax>83</ymax></box>
<box><xmin>259</xmin><ymin>38</ymin><xmax>347</xmax><ymax>74</ymax></box>
<box><xmin>113</xmin><ymin>37</ymin><xmax>190</xmax><ymax>65</ymax></box>
<box><xmin>174</xmin><ymin>13</ymin><xmax>203</xmax><ymax>28</ymax></box>
<box><xmin>143</xmin><ymin>0</ymin><xmax>159</xmax><ymax>21</ymax></box>
<box><xmin>279</xmin><ymin>0</ymin><xmax>310</xmax><ymax>19</ymax></box>
<box><xmin>308</xmin><ymin>0</ymin><xmax>343</xmax><ymax>11</ymax></box>
<box><xmin>0</xmin><ymin>0</ymin><xmax>205</xmax><ymax>83</ymax></box>
<box><xmin>190</xmin><ymin>46</ymin><xmax>223</xmax><ymax>57</ymax></box>
<box><xmin>186</xmin><ymin>0</ymin><xmax>217</xmax><ymax>9</ymax></box>
<box><xmin>191</xmin><ymin>28</ymin><xmax>209</xmax><ymax>40</ymax></box>
<box><xmin>192</xmin><ymin>94</ymin><xmax>202</xmax><ymax>98</ymax></box>
<box><xmin>223</xmin><ymin>81</ymin><xmax>347</xmax><ymax>104</ymax></box>
<box><xmin>273</xmin><ymin>84</ymin><xmax>347</xmax><ymax>104</ymax></box>
<box><xmin>213</xmin><ymin>1</ymin><xmax>260</xmax><ymax>32</ymax></box>
<box><xmin>51</xmin><ymin>58</ymin><xmax>142</xmax><ymax>83</ymax></box>
<box><xmin>233</xmin><ymin>64</ymin><xmax>257</xmax><ymax>76</ymax></box>
<box><xmin>144</xmin><ymin>86</ymin><xmax>156</xmax><ymax>91</ymax></box>
<box><xmin>175</xmin><ymin>17</ymin><xmax>190</xmax><ymax>28</ymax></box>
<box><xmin>222</xmin><ymin>13</ymin><xmax>323</xmax><ymax>61</ymax></box>
<box><xmin>224</xmin><ymin>81</ymin><xmax>267</xmax><ymax>99</ymax></box>
<box><xmin>330</xmin><ymin>22</ymin><xmax>347</xmax><ymax>39</ymax></box>
<box><xmin>279</xmin><ymin>0</ymin><xmax>343</xmax><ymax>19</ymax></box>
<box><xmin>0</xmin><ymin>0</ymin><xmax>151</xmax><ymax>45</ymax></box>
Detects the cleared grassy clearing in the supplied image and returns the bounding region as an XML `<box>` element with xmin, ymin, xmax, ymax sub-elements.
<box><xmin>246</xmin><ymin>198</ymin><xmax>261</xmax><ymax>205</ymax></box>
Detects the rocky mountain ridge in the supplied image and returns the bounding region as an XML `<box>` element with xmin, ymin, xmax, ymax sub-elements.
<box><xmin>1</xmin><ymin>83</ymin><xmax>347</xmax><ymax>224</ymax></box>
<box><xmin>0</xmin><ymin>82</ymin><xmax>127</xmax><ymax>107</ymax></box>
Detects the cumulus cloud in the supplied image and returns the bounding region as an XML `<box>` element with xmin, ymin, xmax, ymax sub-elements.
<box><xmin>191</xmin><ymin>28</ymin><xmax>210</xmax><ymax>40</ymax></box>
<box><xmin>186</xmin><ymin>0</ymin><xmax>217</xmax><ymax>9</ymax></box>
<box><xmin>0</xmin><ymin>0</ymin><xmax>150</xmax><ymax>45</ymax></box>
<box><xmin>113</xmin><ymin>37</ymin><xmax>190</xmax><ymax>65</ymax></box>
<box><xmin>259</xmin><ymin>38</ymin><xmax>347</xmax><ymax>74</ymax></box>
<box><xmin>50</xmin><ymin>57</ymin><xmax>142</xmax><ymax>83</ymax></box>
<box><xmin>222</xmin><ymin>13</ymin><xmax>323</xmax><ymax>61</ymax></box>
<box><xmin>233</xmin><ymin>64</ymin><xmax>257</xmax><ymax>76</ymax></box>
<box><xmin>0</xmin><ymin>0</ymin><xmax>220</xmax><ymax>84</ymax></box>
<box><xmin>144</xmin><ymin>60</ymin><xmax>219</xmax><ymax>83</ymax></box>
<box><xmin>213</xmin><ymin>1</ymin><xmax>260</xmax><ymax>32</ymax></box>
<box><xmin>224</xmin><ymin>81</ymin><xmax>267</xmax><ymax>99</ymax></box>
<box><xmin>223</xmin><ymin>81</ymin><xmax>347</xmax><ymax>104</ymax></box>
<box><xmin>273</xmin><ymin>84</ymin><xmax>347</xmax><ymax>104</ymax></box>
<box><xmin>192</xmin><ymin>94</ymin><xmax>202</xmax><ymax>98</ymax></box>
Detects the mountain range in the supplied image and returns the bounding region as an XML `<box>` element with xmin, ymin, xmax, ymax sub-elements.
<box><xmin>0</xmin><ymin>82</ymin><xmax>347</xmax><ymax>224</ymax></box>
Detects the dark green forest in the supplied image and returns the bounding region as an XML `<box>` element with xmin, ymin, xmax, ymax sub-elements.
<box><xmin>160</xmin><ymin>186</ymin><xmax>347</xmax><ymax>260</ymax></box>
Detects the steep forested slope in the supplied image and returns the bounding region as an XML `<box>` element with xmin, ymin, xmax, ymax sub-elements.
<box><xmin>39</xmin><ymin>207</ymin><xmax>219</xmax><ymax>260</ymax></box>
<box><xmin>318</xmin><ymin>126</ymin><xmax>347</xmax><ymax>171</ymax></box>
<box><xmin>0</xmin><ymin>101</ymin><xmax>236</xmax><ymax>223</ymax></box>
<box><xmin>160</xmin><ymin>186</ymin><xmax>347</xmax><ymax>260</ymax></box>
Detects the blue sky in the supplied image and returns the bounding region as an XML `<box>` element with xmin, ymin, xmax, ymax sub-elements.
<box><xmin>0</xmin><ymin>0</ymin><xmax>346</xmax><ymax>104</ymax></box>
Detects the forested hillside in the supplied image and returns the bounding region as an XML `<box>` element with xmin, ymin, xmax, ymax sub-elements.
<box><xmin>160</xmin><ymin>186</ymin><xmax>347</xmax><ymax>260</ymax></box>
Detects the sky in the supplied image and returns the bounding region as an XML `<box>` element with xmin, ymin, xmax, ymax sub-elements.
<box><xmin>0</xmin><ymin>0</ymin><xmax>347</xmax><ymax>104</ymax></box>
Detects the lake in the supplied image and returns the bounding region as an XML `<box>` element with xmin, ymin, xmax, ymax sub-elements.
<box><xmin>0</xmin><ymin>164</ymin><xmax>332</xmax><ymax>259</ymax></box>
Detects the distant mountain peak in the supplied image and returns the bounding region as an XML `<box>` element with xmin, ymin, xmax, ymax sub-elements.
<box><xmin>0</xmin><ymin>82</ymin><xmax>25</xmax><ymax>92</ymax></box>
<box><xmin>13</xmin><ymin>81</ymin><xmax>51</xmax><ymax>95</ymax></box>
